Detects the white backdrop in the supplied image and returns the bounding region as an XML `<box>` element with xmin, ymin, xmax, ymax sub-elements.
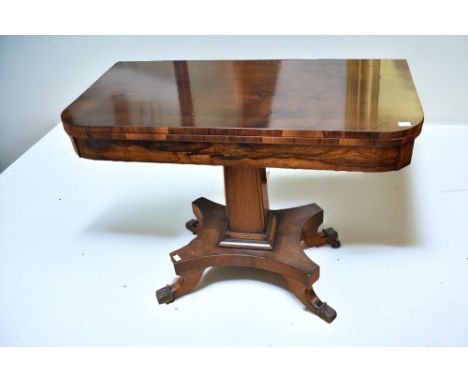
<box><xmin>1</xmin><ymin>35</ymin><xmax>468</xmax><ymax>346</ymax></box>
<box><xmin>0</xmin><ymin>35</ymin><xmax>468</xmax><ymax>172</ymax></box>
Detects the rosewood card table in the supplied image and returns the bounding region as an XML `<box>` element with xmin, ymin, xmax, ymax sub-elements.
<box><xmin>62</xmin><ymin>59</ymin><xmax>423</xmax><ymax>323</ymax></box>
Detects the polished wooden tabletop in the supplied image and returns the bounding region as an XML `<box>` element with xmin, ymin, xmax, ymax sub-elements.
<box><xmin>62</xmin><ymin>59</ymin><xmax>423</xmax><ymax>142</ymax></box>
<box><xmin>62</xmin><ymin>59</ymin><xmax>423</xmax><ymax>172</ymax></box>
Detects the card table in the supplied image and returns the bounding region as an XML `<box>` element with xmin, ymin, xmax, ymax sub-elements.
<box><xmin>62</xmin><ymin>59</ymin><xmax>423</xmax><ymax>322</ymax></box>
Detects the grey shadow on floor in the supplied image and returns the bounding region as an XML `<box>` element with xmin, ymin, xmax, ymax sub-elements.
<box><xmin>194</xmin><ymin>266</ymin><xmax>289</xmax><ymax>294</ymax></box>
<box><xmin>268</xmin><ymin>167</ymin><xmax>419</xmax><ymax>247</ymax></box>
<box><xmin>85</xmin><ymin>194</ymin><xmax>199</xmax><ymax>238</ymax></box>
<box><xmin>187</xmin><ymin>266</ymin><xmax>320</xmax><ymax>314</ymax></box>
<box><xmin>84</xmin><ymin>167</ymin><xmax>417</xmax><ymax>245</ymax></box>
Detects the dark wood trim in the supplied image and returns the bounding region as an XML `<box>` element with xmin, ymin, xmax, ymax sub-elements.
<box><xmin>63</xmin><ymin>121</ymin><xmax>423</xmax><ymax>146</ymax></box>
<box><xmin>72</xmin><ymin>137</ymin><xmax>416</xmax><ymax>172</ymax></box>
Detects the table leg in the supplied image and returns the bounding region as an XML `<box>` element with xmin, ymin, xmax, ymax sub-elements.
<box><xmin>156</xmin><ymin>167</ymin><xmax>340</xmax><ymax>323</ymax></box>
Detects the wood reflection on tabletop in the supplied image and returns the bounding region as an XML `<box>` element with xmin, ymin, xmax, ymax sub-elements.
<box><xmin>345</xmin><ymin>60</ymin><xmax>381</xmax><ymax>131</ymax></box>
<box><xmin>233</xmin><ymin>60</ymin><xmax>280</xmax><ymax>128</ymax></box>
<box><xmin>173</xmin><ymin>61</ymin><xmax>194</xmax><ymax>127</ymax></box>
<box><xmin>177</xmin><ymin>60</ymin><xmax>280</xmax><ymax>129</ymax></box>
<box><xmin>65</xmin><ymin>60</ymin><xmax>423</xmax><ymax>136</ymax></box>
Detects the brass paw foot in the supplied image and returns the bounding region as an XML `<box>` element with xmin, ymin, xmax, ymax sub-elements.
<box><xmin>314</xmin><ymin>300</ymin><xmax>337</xmax><ymax>323</ymax></box>
<box><xmin>156</xmin><ymin>269</ymin><xmax>204</xmax><ymax>304</ymax></box>
<box><xmin>286</xmin><ymin>277</ymin><xmax>337</xmax><ymax>323</ymax></box>
<box><xmin>185</xmin><ymin>219</ymin><xmax>201</xmax><ymax>235</ymax></box>
<box><xmin>156</xmin><ymin>285</ymin><xmax>175</xmax><ymax>304</ymax></box>
<box><xmin>322</xmin><ymin>227</ymin><xmax>341</xmax><ymax>248</ymax></box>
<box><xmin>303</xmin><ymin>225</ymin><xmax>341</xmax><ymax>249</ymax></box>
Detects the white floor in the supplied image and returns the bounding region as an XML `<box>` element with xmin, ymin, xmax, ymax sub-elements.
<box><xmin>0</xmin><ymin>123</ymin><xmax>467</xmax><ymax>346</ymax></box>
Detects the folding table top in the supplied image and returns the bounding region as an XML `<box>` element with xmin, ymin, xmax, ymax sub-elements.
<box><xmin>62</xmin><ymin>59</ymin><xmax>424</xmax><ymax>171</ymax></box>
<box><xmin>62</xmin><ymin>59</ymin><xmax>423</xmax><ymax>142</ymax></box>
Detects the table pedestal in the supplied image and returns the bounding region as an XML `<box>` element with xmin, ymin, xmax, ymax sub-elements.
<box><xmin>156</xmin><ymin>167</ymin><xmax>340</xmax><ymax>323</ymax></box>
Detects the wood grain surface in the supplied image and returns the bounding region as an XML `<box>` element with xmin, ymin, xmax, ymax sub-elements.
<box><xmin>62</xmin><ymin>59</ymin><xmax>424</xmax><ymax>171</ymax></box>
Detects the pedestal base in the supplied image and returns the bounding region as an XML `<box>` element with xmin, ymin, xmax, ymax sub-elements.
<box><xmin>156</xmin><ymin>197</ymin><xmax>340</xmax><ymax>323</ymax></box>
